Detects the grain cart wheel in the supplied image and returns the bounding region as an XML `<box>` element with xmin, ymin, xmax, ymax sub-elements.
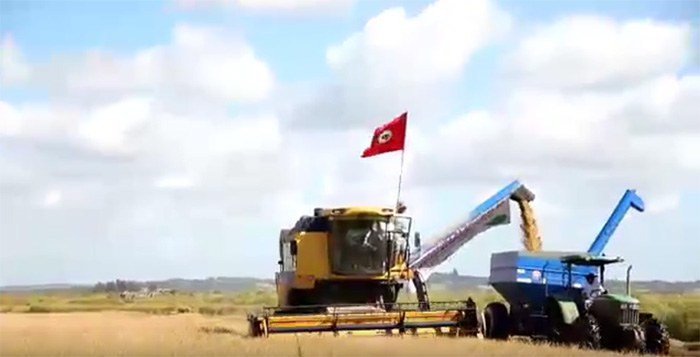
<box><xmin>483</xmin><ymin>302</ymin><xmax>510</xmax><ymax>340</ymax></box>
<box><xmin>642</xmin><ymin>318</ymin><xmax>671</xmax><ymax>355</ymax></box>
<box><xmin>572</xmin><ymin>314</ymin><xmax>602</xmax><ymax>350</ymax></box>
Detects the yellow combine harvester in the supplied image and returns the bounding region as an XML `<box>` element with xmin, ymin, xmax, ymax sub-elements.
<box><xmin>247</xmin><ymin>206</ymin><xmax>480</xmax><ymax>337</ymax></box>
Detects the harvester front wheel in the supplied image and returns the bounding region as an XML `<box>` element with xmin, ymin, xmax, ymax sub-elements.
<box><xmin>483</xmin><ymin>302</ymin><xmax>510</xmax><ymax>340</ymax></box>
<box><xmin>642</xmin><ymin>318</ymin><xmax>671</xmax><ymax>355</ymax></box>
<box><xmin>380</xmin><ymin>285</ymin><xmax>399</xmax><ymax>311</ymax></box>
<box><xmin>246</xmin><ymin>314</ymin><xmax>264</xmax><ymax>338</ymax></box>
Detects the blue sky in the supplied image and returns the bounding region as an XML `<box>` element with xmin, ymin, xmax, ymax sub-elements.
<box><xmin>0</xmin><ymin>0</ymin><xmax>698</xmax><ymax>285</ymax></box>
<box><xmin>4</xmin><ymin>0</ymin><xmax>695</xmax><ymax>81</ymax></box>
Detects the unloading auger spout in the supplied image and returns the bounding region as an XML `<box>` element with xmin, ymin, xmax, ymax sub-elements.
<box><xmin>404</xmin><ymin>180</ymin><xmax>540</xmax><ymax>311</ymax></box>
<box><xmin>408</xmin><ymin>180</ymin><xmax>540</xmax><ymax>271</ymax></box>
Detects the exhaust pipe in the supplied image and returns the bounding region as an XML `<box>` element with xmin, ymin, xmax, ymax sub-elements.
<box><xmin>626</xmin><ymin>265</ymin><xmax>633</xmax><ymax>295</ymax></box>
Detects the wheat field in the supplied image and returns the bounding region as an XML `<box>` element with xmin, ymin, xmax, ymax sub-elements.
<box><xmin>1</xmin><ymin>290</ymin><xmax>697</xmax><ymax>356</ymax></box>
<box><xmin>0</xmin><ymin>311</ymin><xmax>670</xmax><ymax>357</ymax></box>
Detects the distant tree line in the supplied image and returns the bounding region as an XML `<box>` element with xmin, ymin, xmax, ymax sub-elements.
<box><xmin>92</xmin><ymin>279</ymin><xmax>158</xmax><ymax>293</ymax></box>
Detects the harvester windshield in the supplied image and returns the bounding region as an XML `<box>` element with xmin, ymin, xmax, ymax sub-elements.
<box><xmin>330</xmin><ymin>216</ymin><xmax>411</xmax><ymax>276</ymax></box>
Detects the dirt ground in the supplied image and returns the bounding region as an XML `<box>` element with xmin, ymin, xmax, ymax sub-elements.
<box><xmin>0</xmin><ymin>312</ymin><xmax>683</xmax><ymax>356</ymax></box>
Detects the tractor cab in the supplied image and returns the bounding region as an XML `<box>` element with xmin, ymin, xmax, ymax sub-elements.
<box><xmin>560</xmin><ymin>254</ymin><xmax>624</xmax><ymax>292</ymax></box>
<box><xmin>560</xmin><ymin>254</ymin><xmax>640</xmax><ymax>326</ymax></box>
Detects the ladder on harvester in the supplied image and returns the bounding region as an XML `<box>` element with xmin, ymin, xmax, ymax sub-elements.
<box><xmin>412</xmin><ymin>270</ymin><xmax>430</xmax><ymax>311</ymax></box>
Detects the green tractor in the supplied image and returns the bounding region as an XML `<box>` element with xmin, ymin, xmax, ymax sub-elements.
<box><xmin>559</xmin><ymin>254</ymin><xmax>671</xmax><ymax>354</ymax></box>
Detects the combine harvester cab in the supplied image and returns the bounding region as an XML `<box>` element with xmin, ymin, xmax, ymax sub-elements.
<box><xmin>248</xmin><ymin>180</ymin><xmax>538</xmax><ymax>338</ymax></box>
<box><xmin>484</xmin><ymin>189</ymin><xmax>670</xmax><ymax>354</ymax></box>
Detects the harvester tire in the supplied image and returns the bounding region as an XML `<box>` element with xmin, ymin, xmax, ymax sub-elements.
<box><xmin>483</xmin><ymin>302</ymin><xmax>510</xmax><ymax>340</ymax></box>
<box><xmin>573</xmin><ymin>314</ymin><xmax>601</xmax><ymax>350</ymax></box>
<box><xmin>642</xmin><ymin>318</ymin><xmax>671</xmax><ymax>355</ymax></box>
<box><xmin>247</xmin><ymin>314</ymin><xmax>264</xmax><ymax>338</ymax></box>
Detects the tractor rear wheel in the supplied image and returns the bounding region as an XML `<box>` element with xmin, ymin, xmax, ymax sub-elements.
<box><xmin>573</xmin><ymin>314</ymin><xmax>602</xmax><ymax>350</ymax></box>
<box><xmin>483</xmin><ymin>302</ymin><xmax>510</xmax><ymax>340</ymax></box>
<box><xmin>642</xmin><ymin>318</ymin><xmax>671</xmax><ymax>355</ymax></box>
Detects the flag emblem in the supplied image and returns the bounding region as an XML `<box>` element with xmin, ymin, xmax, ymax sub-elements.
<box><xmin>378</xmin><ymin>129</ymin><xmax>393</xmax><ymax>144</ymax></box>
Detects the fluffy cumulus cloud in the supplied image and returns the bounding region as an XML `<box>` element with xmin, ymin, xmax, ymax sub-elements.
<box><xmin>2</xmin><ymin>25</ymin><xmax>274</xmax><ymax>108</ymax></box>
<box><xmin>0</xmin><ymin>24</ymin><xmax>294</xmax><ymax>284</ymax></box>
<box><xmin>1</xmin><ymin>0</ymin><xmax>698</xmax><ymax>285</ymax></box>
<box><xmin>0</xmin><ymin>35</ymin><xmax>31</xmax><ymax>85</ymax></box>
<box><xmin>504</xmin><ymin>16</ymin><xmax>691</xmax><ymax>90</ymax></box>
<box><xmin>413</xmin><ymin>16</ymin><xmax>699</xmax><ymax>202</ymax></box>
<box><xmin>174</xmin><ymin>0</ymin><xmax>354</xmax><ymax>15</ymax></box>
<box><xmin>287</xmin><ymin>0</ymin><xmax>513</xmax><ymax>130</ymax></box>
<box><xmin>289</xmin><ymin>4</ymin><xmax>698</xmax><ymax>207</ymax></box>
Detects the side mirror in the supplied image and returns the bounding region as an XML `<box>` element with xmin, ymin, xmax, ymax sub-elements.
<box><xmin>413</xmin><ymin>232</ymin><xmax>421</xmax><ymax>248</ymax></box>
<box><xmin>290</xmin><ymin>241</ymin><xmax>298</xmax><ymax>256</ymax></box>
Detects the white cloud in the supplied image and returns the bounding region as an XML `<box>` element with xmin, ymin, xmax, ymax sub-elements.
<box><xmin>675</xmin><ymin>134</ymin><xmax>700</xmax><ymax>171</ymax></box>
<box><xmin>326</xmin><ymin>0</ymin><xmax>510</xmax><ymax>84</ymax></box>
<box><xmin>0</xmin><ymin>22</ymin><xmax>299</xmax><ymax>285</ymax></box>
<box><xmin>407</xmin><ymin>15</ymin><xmax>699</xmax><ymax>201</ymax></box>
<box><xmin>286</xmin><ymin>4</ymin><xmax>697</xmax><ymax>243</ymax></box>
<box><xmin>77</xmin><ymin>97</ymin><xmax>154</xmax><ymax>156</ymax></box>
<box><xmin>8</xmin><ymin>24</ymin><xmax>274</xmax><ymax>104</ymax></box>
<box><xmin>287</xmin><ymin>0</ymin><xmax>512</xmax><ymax>130</ymax></box>
<box><xmin>646</xmin><ymin>193</ymin><xmax>681</xmax><ymax>214</ymax></box>
<box><xmin>153</xmin><ymin>175</ymin><xmax>196</xmax><ymax>190</ymax></box>
<box><xmin>235</xmin><ymin>0</ymin><xmax>352</xmax><ymax>12</ymax></box>
<box><xmin>0</xmin><ymin>101</ymin><xmax>22</xmax><ymax>135</ymax></box>
<box><xmin>42</xmin><ymin>190</ymin><xmax>63</xmax><ymax>208</ymax></box>
<box><xmin>505</xmin><ymin>16</ymin><xmax>692</xmax><ymax>90</ymax></box>
<box><xmin>0</xmin><ymin>99</ymin><xmax>300</xmax><ymax>283</ymax></box>
<box><xmin>174</xmin><ymin>0</ymin><xmax>354</xmax><ymax>15</ymax></box>
<box><xmin>0</xmin><ymin>34</ymin><xmax>31</xmax><ymax>85</ymax></box>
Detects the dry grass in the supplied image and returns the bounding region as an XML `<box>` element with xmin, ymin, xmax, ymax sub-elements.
<box><xmin>0</xmin><ymin>311</ymin><xmax>658</xmax><ymax>357</ymax></box>
<box><xmin>0</xmin><ymin>291</ymin><xmax>697</xmax><ymax>356</ymax></box>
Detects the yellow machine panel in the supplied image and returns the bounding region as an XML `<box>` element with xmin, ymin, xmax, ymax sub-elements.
<box><xmin>295</xmin><ymin>232</ymin><xmax>330</xmax><ymax>278</ymax></box>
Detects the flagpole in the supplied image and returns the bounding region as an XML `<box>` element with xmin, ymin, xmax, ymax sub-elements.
<box><xmin>395</xmin><ymin>148</ymin><xmax>405</xmax><ymax>210</ymax></box>
<box><xmin>395</xmin><ymin>111</ymin><xmax>407</xmax><ymax>211</ymax></box>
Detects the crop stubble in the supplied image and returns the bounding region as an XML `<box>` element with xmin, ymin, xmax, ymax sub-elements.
<box><xmin>0</xmin><ymin>312</ymin><xmax>642</xmax><ymax>357</ymax></box>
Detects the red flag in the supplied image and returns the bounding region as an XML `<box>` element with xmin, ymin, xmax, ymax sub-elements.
<box><xmin>361</xmin><ymin>112</ymin><xmax>407</xmax><ymax>158</ymax></box>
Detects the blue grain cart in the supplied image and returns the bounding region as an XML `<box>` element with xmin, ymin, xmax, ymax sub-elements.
<box><xmin>483</xmin><ymin>189</ymin><xmax>670</xmax><ymax>355</ymax></box>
